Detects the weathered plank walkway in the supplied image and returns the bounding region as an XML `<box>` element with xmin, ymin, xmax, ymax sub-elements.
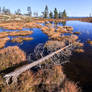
<box><xmin>4</xmin><ymin>44</ymin><xmax>73</xmax><ymax>84</ymax></box>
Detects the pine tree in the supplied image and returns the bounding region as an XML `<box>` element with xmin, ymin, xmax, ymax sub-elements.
<box><xmin>15</xmin><ymin>9</ymin><xmax>21</xmax><ymax>15</ymax></box>
<box><xmin>58</xmin><ymin>12</ymin><xmax>62</xmax><ymax>19</ymax></box>
<box><xmin>62</xmin><ymin>9</ymin><xmax>67</xmax><ymax>18</ymax></box>
<box><xmin>54</xmin><ymin>8</ymin><xmax>58</xmax><ymax>19</ymax></box>
<box><xmin>44</xmin><ymin>5</ymin><xmax>49</xmax><ymax>18</ymax></box>
<box><xmin>0</xmin><ymin>7</ymin><xmax>1</xmax><ymax>13</ymax></box>
<box><xmin>49</xmin><ymin>11</ymin><xmax>53</xmax><ymax>18</ymax></box>
<box><xmin>27</xmin><ymin>6</ymin><xmax>32</xmax><ymax>17</ymax></box>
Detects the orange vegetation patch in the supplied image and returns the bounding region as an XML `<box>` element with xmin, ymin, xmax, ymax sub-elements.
<box><xmin>0</xmin><ymin>65</ymin><xmax>80</xmax><ymax>92</ymax></box>
<box><xmin>0</xmin><ymin>22</ymin><xmax>24</xmax><ymax>30</ymax></box>
<box><xmin>0</xmin><ymin>32</ymin><xmax>9</xmax><ymax>38</ymax></box>
<box><xmin>87</xmin><ymin>40</ymin><xmax>92</xmax><ymax>45</ymax></box>
<box><xmin>74</xmin><ymin>42</ymin><xmax>84</xmax><ymax>47</ymax></box>
<box><xmin>0</xmin><ymin>46</ymin><xmax>26</xmax><ymax>71</ymax></box>
<box><xmin>50</xmin><ymin>32</ymin><xmax>61</xmax><ymax>40</ymax></box>
<box><xmin>0</xmin><ymin>37</ymin><xmax>10</xmax><ymax>48</ymax></box>
<box><xmin>73</xmin><ymin>32</ymin><xmax>80</xmax><ymax>35</ymax></box>
<box><xmin>45</xmin><ymin>23</ymin><xmax>53</xmax><ymax>27</ymax></box>
<box><xmin>41</xmin><ymin>26</ymin><xmax>49</xmax><ymax>31</ymax></box>
<box><xmin>24</xmin><ymin>22</ymin><xmax>42</xmax><ymax>28</ymax></box>
<box><xmin>9</xmin><ymin>31</ymin><xmax>33</xmax><ymax>36</ymax></box>
<box><xmin>62</xmin><ymin>26</ymin><xmax>74</xmax><ymax>31</ymax></box>
<box><xmin>11</xmin><ymin>37</ymin><xmax>33</xmax><ymax>43</ymax></box>
<box><xmin>0</xmin><ymin>21</ymin><xmax>43</xmax><ymax>30</ymax></box>
<box><xmin>60</xmin><ymin>35</ymin><xmax>79</xmax><ymax>43</ymax></box>
<box><xmin>0</xmin><ymin>31</ymin><xmax>33</xmax><ymax>39</ymax></box>
<box><xmin>74</xmin><ymin>48</ymin><xmax>84</xmax><ymax>53</ymax></box>
<box><xmin>62</xmin><ymin>80</ymin><xmax>81</xmax><ymax>92</ymax></box>
<box><xmin>56</xmin><ymin>26</ymin><xmax>68</xmax><ymax>33</ymax></box>
<box><xmin>44</xmin><ymin>40</ymin><xmax>65</xmax><ymax>51</ymax></box>
<box><xmin>41</xmin><ymin>26</ymin><xmax>62</xmax><ymax>40</ymax></box>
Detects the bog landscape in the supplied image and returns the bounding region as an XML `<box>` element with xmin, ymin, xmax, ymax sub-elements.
<box><xmin>0</xmin><ymin>0</ymin><xmax>92</xmax><ymax>92</ymax></box>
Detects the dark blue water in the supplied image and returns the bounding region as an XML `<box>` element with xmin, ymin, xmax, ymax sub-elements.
<box><xmin>0</xmin><ymin>28</ymin><xmax>49</xmax><ymax>54</ymax></box>
<box><xmin>59</xmin><ymin>21</ymin><xmax>92</xmax><ymax>92</ymax></box>
<box><xmin>58</xmin><ymin>21</ymin><xmax>92</xmax><ymax>52</ymax></box>
<box><xmin>1</xmin><ymin>21</ymin><xmax>92</xmax><ymax>54</ymax></box>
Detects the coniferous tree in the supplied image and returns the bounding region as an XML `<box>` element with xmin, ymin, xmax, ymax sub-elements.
<box><xmin>2</xmin><ymin>7</ymin><xmax>11</xmax><ymax>15</ymax></box>
<box><xmin>27</xmin><ymin>6</ymin><xmax>32</xmax><ymax>17</ymax></box>
<box><xmin>0</xmin><ymin>7</ymin><xmax>1</xmax><ymax>13</ymax></box>
<box><xmin>58</xmin><ymin>12</ymin><xmax>62</xmax><ymax>19</ymax></box>
<box><xmin>15</xmin><ymin>9</ymin><xmax>21</xmax><ymax>15</ymax></box>
<box><xmin>2</xmin><ymin>7</ymin><xmax>6</xmax><ymax>14</ymax></box>
<box><xmin>54</xmin><ymin>8</ymin><xmax>58</xmax><ymax>19</ymax></box>
<box><xmin>62</xmin><ymin>9</ymin><xmax>67</xmax><ymax>18</ymax></box>
<box><xmin>5</xmin><ymin>9</ymin><xmax>11</xmax><ymax>15</ymax></box>
<box><xmin>44</xmin><ymin>5</ymin><xmax>49</xmax><ymax>18</ymax></box>
<box><xmin>49</xmin><ymin>11</ymin><xmax>53</xmax><ymax>18</ymax></box>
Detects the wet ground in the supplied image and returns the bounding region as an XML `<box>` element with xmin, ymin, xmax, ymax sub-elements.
<box><xmin>0</xmin><ymin>21</ymin><xmax>92</xmax><ymax>92</ymax></box>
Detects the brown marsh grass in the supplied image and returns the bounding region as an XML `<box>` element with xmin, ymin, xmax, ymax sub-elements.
<box><xmin>63</xmin><ymin>26</ymin><xmax>73</xmax><ymax>31</ymax></box>
<box><xmin>56</xmin><ymin>26</ymin><xmax>68</xmax><ymax>33</ymax></box>
<box><xmin>0</xmin><ymin>32</ymin><xmax>9</xmax><ymax>38</ymax></box>
<box><xmin>9</xmin><ymin>31</ymin><xmax>33</xmax><ymax>36</ymax></box>
<box><xmin>87</xmin><ymin>40</ymin><xmax>92</xmax><ymax>45</ymax></box>
<box><xmin>62</xmin><ymin>80</ymin><xmax>81</xmax><ymax>92</ymax></box>
<box><xmin>0</xmin><ymin>65</ymin><xmax>80</xmax><ymax>92</ymax></box>
<box><xmin>0</xmin><ymin>46</ymin><xmax>26</xmax><ymax>71</ymax></box>
<box><xmin>73</xmin><ymin>32</ymin><xmax>80</xmax><ymax>35</ymax></box>
<box><xmin>11</xmin><ymin>37</ymin><xmax>33</xmax><ymax>43</ymax></box>
<box><xmin>0</xmin><ymin>30</ymin><xmax>33</xmax><ymax>38</ymax></box>
<box><xmin>74</xmin><ymin>49</ymin><xmax>84</xmax><ymax>53</ymax></box>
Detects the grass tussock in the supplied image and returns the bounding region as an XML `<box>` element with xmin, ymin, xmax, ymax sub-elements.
<box><xmin>0</xmin><ymin>46</ymin><xmax>26</xmax><ymax>71</ymax></box>
<box><xmin>74</xmin><ymin>49</ymin><xmax>84</xmax><ymax>53</ymax></box>
<box><xmin>60</xmin><ymin>35</ymin><xmax>79</xmax><ymax>43</ymax></box>
<box><xmin>74</xmin><ymin>42</ymin><xmax>84</xmax><ymax>47</ymax></box>
<box><xmin>44</xmin><ymin>40</ymin><xmax>65</xmax><ymax>50</ymax></box>
<box><xmin>0</xmin><ymin>22</ymin><xmax>24</xmax><ymax>30</ymax></box>
<box><xmin>56</xmin><ymin>26</ymin><xmax>68</xmax><ymax>33</ymax></box>
<box><xmin>9</xmin><ymin>31</ymin><xmax>33</xmax><ymax>36</ymax></box>
<box><xmin>41</xmin><ymin>26</ymin><xmax>62</xmax><ymax>40</ymax></box>
<box><xmin>0</xmin><ymin>31</ymin><xmax>33</xmax><ymax>38</ymax></box>
<box><xmin>73</xmin><ymin>32</ymin><xmax>80</xmax><ymax>35</ymax></box>
<box><xmin>63</xmin><ymin>26</ymin><xmax>73</xmax><ymax>31</ymax></box>
<box><xmin>0</xmin><ymin>32</ymin><xmax>9</xmax><ymax>38</ymax></box>
<box><xmin>45</xmin><ymin>23</ymin><xmax>53</xmax><ymax>27</ymax></box>
<box><xmin>87</xmin><ymin>40</ymin><xmax>92</xmax><ymax>45</ymax></box>
<box><xmin>11</xmin><ymin>37</ymin><xmax>33</xmax><ymax>43</ymax></box>
<box><xmin>62</xmin><ymin>80</ymin><xmax>81</xmax><ymax>92</ymax></box>
<box><xmin>24</xmin><ymin>22</ymin><xmax>42</xmax><ymax>28</ymax></box>
<box><xmin>0</xmin><ymin>21</ymin><xmax>42</xmax><ymax>30</ymax></box>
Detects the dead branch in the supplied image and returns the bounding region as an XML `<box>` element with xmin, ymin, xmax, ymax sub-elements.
<box><xmin>4</xmin><ymin>44</ymin><xmax>73</xmax><ymax>84</ymax></box>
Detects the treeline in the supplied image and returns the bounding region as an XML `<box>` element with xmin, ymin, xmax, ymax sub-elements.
<box><xmin>43</xmin><ymin>5</ymin><xmax>67</xmax><ymax>19</ymax></box>
<box><xmin>0</xmin><ymin>6</ymin><xmax>67</xmax><ymax>18</ymax></box>
<box><xmin>0</xmin><ymin>6</ymin><xmax>34</xmax><ymax>16</ymax></box>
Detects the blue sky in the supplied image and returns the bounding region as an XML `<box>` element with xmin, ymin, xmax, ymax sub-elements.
<box><xmin>0</xmin><ymin>0</ymin><xmax>92</xmax><ymax>17</ymax></box>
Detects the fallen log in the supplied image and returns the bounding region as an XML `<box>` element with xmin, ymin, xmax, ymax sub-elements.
<box><xmin>3</xmin><ymin>44</ymin><xmax>73</xmax><ymax>84</ymax></box>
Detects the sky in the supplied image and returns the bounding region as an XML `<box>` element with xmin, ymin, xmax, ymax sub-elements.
<box><xmin>0</xmin><ymin>0</ymin><xmax>92</xmax><ymax>17</ymax></box>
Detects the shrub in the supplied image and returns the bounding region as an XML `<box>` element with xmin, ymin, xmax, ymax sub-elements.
<box><xmin>0</xmin><ymin>46</ymin><xmax>26</xmax><ymax>71</ymax></box>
